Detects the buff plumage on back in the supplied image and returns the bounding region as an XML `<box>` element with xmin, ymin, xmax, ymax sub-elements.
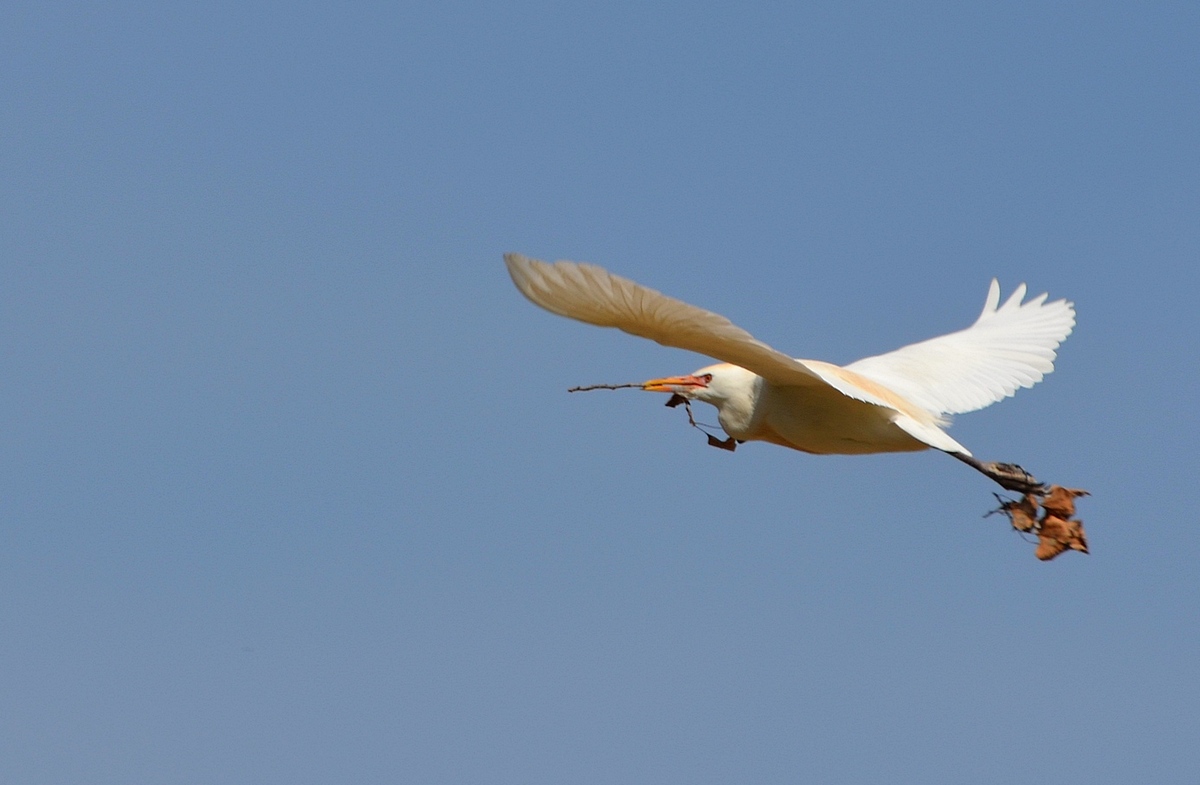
<box><xmin>844</xmin><ymin>280</ymin><xmax>1075</xmax><ymax>416</ymax></box>
<box><xmin>504</xmin><ymin>253</ymin><xmax>828</xmax><ymax>389</ymax></box>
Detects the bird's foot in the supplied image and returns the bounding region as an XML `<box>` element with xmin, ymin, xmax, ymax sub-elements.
<box><xmin>979</xmin><ymin>461</ymin><xmax>1047</xmax><ymax>495</ymax></box>
<box><xmin>949</xmin><ymin>452</ymin><xmax>1048</xmax><ymax>494</ymax></box>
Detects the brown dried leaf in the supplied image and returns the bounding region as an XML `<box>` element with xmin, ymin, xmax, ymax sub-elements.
<box><xmin>998</xmin><ymin>494</ymin><xmax>1040</xmax><ymax>532</ymax></box>
<box><xmin>1040</xmin><ymin>486</ymin><xmax>1091</xmax><ymax>519</ymax></box>
<box><xmin>1064</xmin><ymin>520</ymin><xmax>1089</xmax><ymax>554</ymax></box>
<box><xmin>1035</xmin><ymin>515</ymin><xmax>1089</xmax><ymax>561</ymax></box>
<box><xmin>1035</xmin><ymin>535</ymin><xmax>1068</xmax><ymax>561</ymax></box>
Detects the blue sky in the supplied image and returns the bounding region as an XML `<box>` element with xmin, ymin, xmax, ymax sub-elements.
<box><xmin>2</xmin><ymin>2</ymin><xmax>1198</xmax><ymax>783</ymax></box>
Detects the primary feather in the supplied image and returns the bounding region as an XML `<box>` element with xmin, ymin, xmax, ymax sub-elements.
<box><xmin>844</xmin><ymin>280</ymin><xmax>1076</xmax><ymax>416</ymax></box>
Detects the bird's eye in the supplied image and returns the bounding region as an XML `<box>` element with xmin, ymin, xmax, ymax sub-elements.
<box><xmin>701</xmin><ymin>373</ymin><xmax>713</xmax><ymax>383</ymax></box>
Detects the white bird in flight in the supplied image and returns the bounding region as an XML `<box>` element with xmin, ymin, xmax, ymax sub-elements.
<box><xmin>505</xmin><ymin>253</ymin><xmax>1075</xmax><ymax>492</ymax></box>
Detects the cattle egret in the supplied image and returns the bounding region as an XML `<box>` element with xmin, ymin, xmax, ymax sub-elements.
<box><xmin>505</xmin><ymin>253</ymin><xmax>1076</xmax><ymax>493</ymax></box>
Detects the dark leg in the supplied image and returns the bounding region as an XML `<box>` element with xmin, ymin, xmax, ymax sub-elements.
<box><xmin>947</xmin><ymin>451</ymin><xmax>1047</xmax><ymax>494</ymax></box>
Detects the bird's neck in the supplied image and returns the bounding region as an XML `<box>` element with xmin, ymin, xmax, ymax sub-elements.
<box><xmin>713</xmin><ymin>375</ymin><xmax>764</xmax><ymax>439</ymax></box>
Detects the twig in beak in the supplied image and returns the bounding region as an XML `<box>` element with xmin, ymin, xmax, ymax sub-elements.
<box><xmin>567</xmin><ymin>382</ymin><xmax>642</xmax><ymax>392</ymax></box>
<box><xmin>567</xmin><ymin>381</ymin><xmax>737</xmax><ymax>452</ymax></box>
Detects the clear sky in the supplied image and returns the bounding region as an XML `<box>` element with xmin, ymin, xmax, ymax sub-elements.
<box><xmin>2</xmin><ymin>2</ymin><xmax>1198</xmax><ymax>783</ymax></box>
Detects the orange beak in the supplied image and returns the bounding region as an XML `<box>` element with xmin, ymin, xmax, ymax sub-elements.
<box><xmin>641</xmin><ymin>375</ymin><xmax>709</xmax><ymax>393</ymax></box>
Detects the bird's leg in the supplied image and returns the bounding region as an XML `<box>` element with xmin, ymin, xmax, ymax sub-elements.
<box><xmin>948</xmin><ymin>452</ymin><xmax>1048</xmax><ymax>495</ymax></box>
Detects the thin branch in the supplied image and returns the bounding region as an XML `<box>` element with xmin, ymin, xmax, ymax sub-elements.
<box><xmin>567</xmin><ymin>383</ymin><xmax>642</xmax><ymax>392</ymax></box>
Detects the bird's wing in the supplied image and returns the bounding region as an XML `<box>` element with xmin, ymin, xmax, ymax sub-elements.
<box><xmin>506</xmin><ymin>254</ymin><xmax>950</xmax><ymax>428</ymax></box>
<box><xmin>505</xmin><ymin>254</ymin><xmax>847</xmax><ymax>388</ymax></box>
<box><xmin>844</xmin><ymin>280</ymin><xmax>1075</xmax><ymax>416</ymax></box>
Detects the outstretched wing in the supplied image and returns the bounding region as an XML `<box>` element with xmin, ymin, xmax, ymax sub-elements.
<box><xmin>505</xmin><ymin>253</ymin><xmax>827</xmax><ymax>388</ymax></box>
<box><xmin>844</xmin><ymin>279</ymin><xmax>1075</xmax><ymax>416</ymax></box>
<box><xmin>506</xmin><ymin>253</ymin><xmax>969</xmax><ymax>444</ymax></box>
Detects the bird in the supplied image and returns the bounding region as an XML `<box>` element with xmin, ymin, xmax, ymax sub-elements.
<box><xmin>504</xmin><ymin>253</ymin><xmax>1075</xmax><ymax>493</ymax></box>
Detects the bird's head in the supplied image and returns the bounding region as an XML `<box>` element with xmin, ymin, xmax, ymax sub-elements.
<box><xmin>641</xmin><ymin>363</ymin><xmax>755</xmax><ymax>407</ymax></box>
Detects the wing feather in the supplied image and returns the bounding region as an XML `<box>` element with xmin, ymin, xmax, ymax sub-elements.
<box><xmin>844</xmin><ymin>279</ymin><xmax>1075</xmax><ymax>416</ymax></box>
<box><xmin>505</xmin><ymin>253</ymin><xmax>833</xmax><ymax>388</ymax></box>
<box><xmin>506</xmin><ymin>253</ymin><xmax>969</xmax><ymax>432</ymax></box>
